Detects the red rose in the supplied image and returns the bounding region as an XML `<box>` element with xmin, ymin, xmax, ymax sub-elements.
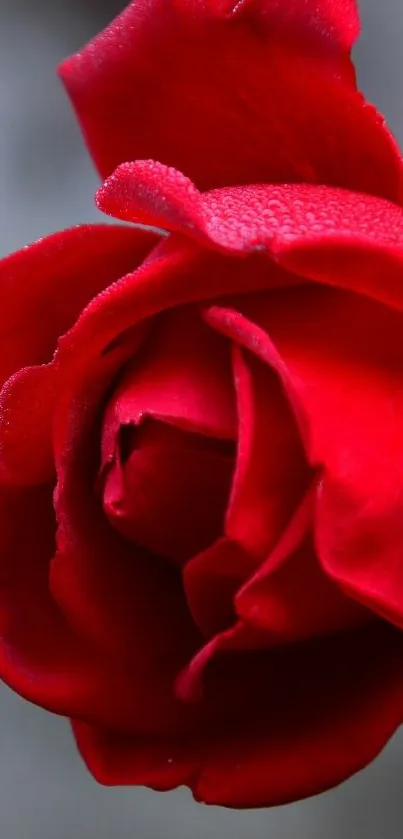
<box><xmin>1</xmin><ymin>0</ymin><xmax>403</xmax><ymax>808</ymax></box>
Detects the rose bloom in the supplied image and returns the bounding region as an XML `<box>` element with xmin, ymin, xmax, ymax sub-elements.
<box><xmin>1</xmin><ymin>0</ymin><xmax>403</xmax><ymax>808</ymax></box>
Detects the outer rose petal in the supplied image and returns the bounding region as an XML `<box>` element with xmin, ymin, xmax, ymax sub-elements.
<box><xmin>0</xmin><ymin>262</ymin><xmax>208</xmax><ymax>738</ymax></box>
<box><xmin>72</xmin><ymin>722</ymin><xmax>196</xmax><ymax>791</ymax></box>
<box><xmin>98</xmin><ymin>164</ymin><xmax>403</xmax><ymax>281</ymax></box>
<box><xmin>0</xmin><ymin>485</ymin><xmax>194</xmax><ymax>733</ymax></box>
<box><xmin>0</xmin><ymin>225</ymin><xmax>158</xmax><ymax>486</ymax></box>
<box><xmin>0</xmin><ymin>225</ymin><xmax>157</xmax><ymax>382</ymax></box>
<box><xmin>60</xmin><ymin>1</ymin><xmax>403</xmax><ymax>201</ymax></box>
<box><xmin>192</xmin><ymin>625</ymin><xmax>403</xmax><ymax>807</ymax></box>
<box><xmin>72</xmin><ymin>623</ymin><xmax>403</xmax><ymax>808</ymax></box>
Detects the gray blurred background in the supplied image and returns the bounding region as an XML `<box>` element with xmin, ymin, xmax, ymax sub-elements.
<box><xmin>0</xmin><ymin>1</ymin><xmax>403</xmax><ymax>836</ymax></box>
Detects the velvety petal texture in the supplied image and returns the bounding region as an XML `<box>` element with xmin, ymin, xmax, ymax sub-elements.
<box><xmin>60</xmin><ymin>0</ymin><xmax>403</xmax><ymax>202</ymax></box>
<box><xmin>73</xmin><ymin>623</ymin><xmax>403</xmax><ymax>807</ymax></box>
<box><xmin>0</xmin><ymin>225</ymin><xmax>158</xmax><ymax>486</ymax></box>
<box><xmin>2</xmin><ymin>0</ymin><xmax>403</xmax><ymax>815</ymax></box>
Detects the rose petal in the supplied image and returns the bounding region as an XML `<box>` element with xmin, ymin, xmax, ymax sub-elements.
<box><xmin>178</xmin><ymin>482</ymin><xmax>367</xmax><ymax>700</ymax></box>
<box><xmin>0</xmin><ymin>228</ymin><xmax>208</xmax><ymax>735</ymax></box>
<box><xmin>50</xmin><ymin>311</ymin><xmax>232</xmax><ymax>741</ymax></box>
<box><xmin>233</xmin><ymin>483</ymin><xmax>367</xmax><ymax>644</ymax></box>
<box><xmin>175</xmin><ymin>621</ymin><xmax>266</xmax><ymax>704</ymax></box>
<box><xmin>236</xmin><ymin>482</ymin><xmax>365</xmax><ymax>644</ymax></box>
<box><xmin>101</xmin><ymin>305</ymin><xmax>236</xmax><ymax>469</ymax></box>
<box><xmin>0</xmin><ymin>485</ymin><xmax>189</xmax><ymax>734</ymax></box>
<box><xmin>211</xmin><ymin>285</ymin><xmax>403</xmax><ymax>627</ymax></box>
<box><xmin>193</xmin><ymin>623</ymin><xmax>403</xmax><ymax>807</ymax></box>
<box><xmin>226</xmin><ymin>343</ymin><xmax>308</xmax><ymax>556</ymax></box>
<box><xmin>254</xmin><ymin>0</ymin><xmax>360</xmax><ymax>52</ymax></box>
<box><xmin>72</xmin><ymin>721</ymin><xmax>196</xmax><ymax>790</ymax></box>
<box><xmin>103</xmin><ymin>420</ymin><xmax>234</xmax><ymax>564</ymax></box>
<box><xmin>100</xmin><ymin>305</ymin><xmax>236</xmax><ymax>562</ymax></box>
<box><xmin>60</xmin><ymin>1</ymin><xmax>402</xmax><ymax>200</ymax></box>
<box><xmin>50</xmin><ymin>322</ymin><xmax>181</xmax><ymax>648</ymax></box>
<box><xmin>0</xmin><ymin>366</ymin><xmax>59</xmax><ymax>485</ymax></box>
<box><xmin>237</xmin><ymin>536</ymin><xmax>369</xmax><ymax>642</ymax></box>
<box><xmin>0</xmin><ymin>225</ymin><xmax>157</xmax><ymax>383</ymax></box>
<box><xmin>73</xmin><ymin>623</ymin><xmax>403</xmax><ymax>808</ymax></box>
<box><xmin>0</xmin><ymin>225</ymin><xmax>158</xmax><ymax>486</ymax></box>
<box><xmin>98</xmin><ymin>167</ymin><xmax>403</xmax><ymax>276</ymax></box>
<box><xmin>52</xmin><ymin>236</ymin><xmax>291</xmax><ymax>376</ymax></box>
<box><xmin>183</xmin><ymin>538</ymin><xmax>252</xmax><ymax>637</ymax></box>
<box><xmin>177</xmin><ymin>486</ymin><xmax>315</xmax><ymax>699</ymax></box>
<box><xmin>48</xmin><ymin>339</ymin><xmax>214</xmax><ymax>735</ymax></box>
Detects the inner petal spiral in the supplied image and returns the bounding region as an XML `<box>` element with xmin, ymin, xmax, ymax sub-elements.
<box><xmin>98</xmin><ymin>307</ymin><xmax>237</xmax><ymax>566</ymax></box>
<box><xmin>102</xmin><ymin>419</ymin><xmax>235</xmax><ymax>564</ymax></box>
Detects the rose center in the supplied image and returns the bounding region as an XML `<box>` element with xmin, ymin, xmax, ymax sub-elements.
<box><xmin>101</xmin><ymin>418</ymin><xmax>235</xmax><ymax>566</ymax></box>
